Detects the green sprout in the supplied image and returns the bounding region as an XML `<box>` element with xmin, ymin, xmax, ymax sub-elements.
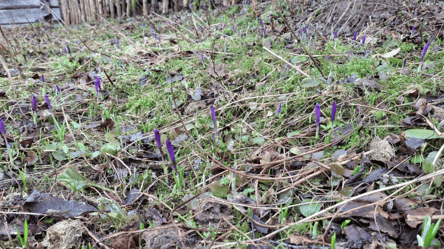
<box><xmin>417</xmin><ymin>216</ymin><xmax>441</xmax><ymax>247</ymax></box>
<box><xmin>14</xmin><ymin>219</ymin><xmax>28</xmax><ymax>248</ymax></box>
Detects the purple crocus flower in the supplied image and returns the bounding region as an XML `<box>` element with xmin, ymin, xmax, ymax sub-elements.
<box><xmin>64</xmin><ymin>47</ymin><xmax>68</xmax><ymax>54</ymax></box>
<box><xmin>0</xmin><ymin>117</ymin><xmax>5</xmax><ymax>135</ymax></box>
<box><xmin>263</xmin><ymin>29</ymin><xmax>266</xmax><ymax>37</ymax></box>
<box><xmin>166</xmin><ymin>139</ymin><xmax>178</xmax><ymax>175</ymax></box>
<box><xmin>421</xmin><ymin>41</ymin><xmax>430</xmax><ymax>61</ymax></box>
<box><xmin>41</xmin><ymin>74</ymin><xmax>44</xmax><ymax>83</ymax></box>
<box><xmin>233</xmin><ymin>25</ymin><xmax>236</xmax><ymax>33</ymax></box>
<box><xmin>403</xmin><ymin>58</ymin><xmax>407</xmax><ymax>68</ymax></box>
<box><xmin>260</xmin><ymin>19</ymin><xmax>264</xmax><ymax>29</ymax></box>
<box><xmin>95</xmin><ymin>76</ymin><xmax>101</xmax><ymax>91</ymax></box>
<box><xmin>276</xmin><ymin>103</ymin><xmax>282</xmax><ymax>116</ymax></box>
<box><xmin>168</xmin><ymin>21</ymin><xmax>171</xmax><ymax>25</ymax></box>
<box><xmin>56</xmin><ymin>85</ymin><xmax>61</xmax><ymax>93</ymax></box>
<box><xmin>32</xmin><ymin>95</ymin><xmax>36</xmax><ymax>112</ymax></box>
<box><xmin>201</xmin><ymin>54</ymin><xmax>204</xmax><ymax>66</ymax></box>
<box><xmin>116</xmin><ymin>38</ymin><xmax>119</xmax><ymax>46</ymax></box>
<box><xmin>211</xmin><ymin>106</ymin><xmax>217</xmax><ymax>130</ymax></box>
<box><xmin>331</xmin><ymin>101</ymin><xmax>337</xmax><ymax>124</ymax></box>
<box><xmin>362</xmin><ymin>36</ymin><xmax>366</xmax><ymax>45</ymax></box>
<box><xmin>66</xmin><ymin>45</ymin><xmax>71</xmax><ymax>55</ymax></box>
<box><xmin>154</xmin><ymin>129</ymin><xmax>162</xmax><ymax>151</ymax></box>
<box><xmin>334</xmin><ymin>30</ymin><xmax>338</xmax><ymax>39</ymax></box>
<box><xmin>200</xmin><ymin>25</ymin><xmax>203</xmax><ymax>32</ymax></box>
<box><xmin>353</xmin><ymin>32</ymin><xmax>357</xmax><ymax>41</ymax></box>
<box><xmin>411</xmin><ymin>26</ymin><xmax>415</xmax><ymax>35</ymax></box>
<box><xmin>45</xmin><ymin>95</ymin><xmax>51</xmax><ymax>110</ymax></box>
<box><xmin>315</xmin><ymin>103</ymin><xmax>321</xmax><ymax>128</ymax></box>
<box><xmin>274</xmin><ymin>103</ymin><xmax>282</xmax><ymax>120</ymax></box>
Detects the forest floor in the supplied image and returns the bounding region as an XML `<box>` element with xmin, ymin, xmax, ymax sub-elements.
<box><xmin>1</xmin><ymin>0</ymin><xmax>444</xmax><ymax>248</ymax></box>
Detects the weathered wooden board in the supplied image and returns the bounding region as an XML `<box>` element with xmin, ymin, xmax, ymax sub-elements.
<box><xmin>0</xmin><ymin>0</ymin><xmax>59</xmax><ymax>9</ymax></box>
<box><xmin>0</xmin><ymin>8</ymin><xmax>61</xmax><ymax>25</ymax></box>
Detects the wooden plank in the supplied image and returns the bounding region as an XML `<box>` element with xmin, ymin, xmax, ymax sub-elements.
<box><xmin>0</xmin><ymin>8</ymin><xmax>61</xmax><ymax>25</ymax></box>
<box><xmin>0</xmin><ymin>0</ymin><xmax>41</xmax><ymax>9</ymax></box>
<box><xmin>49</xmin><ymin>0</ymin><xmax>60</xmax><ymax>7</ymax></box>
<box><xmin>0</xmin><ymin>0</ymin><xmax>60</xmax><ymax>9</ymax></box>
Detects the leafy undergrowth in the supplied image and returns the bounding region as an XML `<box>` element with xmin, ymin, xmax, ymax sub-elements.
<box><xmin>1</xmin><ymin>0</ymin><xmax>444</xmax><ymax>248</ymax></box>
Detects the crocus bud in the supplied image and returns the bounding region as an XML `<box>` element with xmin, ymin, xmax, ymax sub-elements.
<box><xmin>353</xmin><ymin>32</ymin><xmax>357</xmax><ymax>41</ymax></box>
<box><xmin>41</xmin><ymin>74</ymin><xmax>44</xmax><ymax>83</ymax></box>
<box><xmin>45</xmin><ymin>95</ymin><xmax>51</xmax><ymax>110</ymax></box>
<box><xmin>334</xmin><ymin>30</ymin><xmax>338</xmax><ymax>39</ymax></box>
<box><xmin>331</xmin><ymin>101</ymin><xmax>337</xmax><ymax>123</ymax></box>
<box><xmin>154</xmin><ymin>129</ymin><xmax>162</xmax><ymax>151</ymax></box>
<box><xmin>362</xmin><ymin>36</ymin><xmax>366</xmax><ymax>45</ymax></box>
<box><xmin>166</xmin><ymin>139</ymin><xmax>178</xmax><ymax>175</ymax></box>
<box><xmin>0</xmin><ymin>117</ymin><xmax>5</xmax><ymax>135</ymax></box>
<box><xmin>95</xmin><ymin>76</ymin><xmax>101</xmax><ymax>93</ymax></box>
<box><xmin>315</xmin><ymin>103</ymin><xmax>321</xmax><ymax>128</ymax></box>
<box><xmin>56</xmin><ymin>85</ymin><xmax>61</xmax><ymax>93</ymax></box>
<box><xmin>276</xmin><ymin>103</ymin><xmax>282</xmax><ymax>116</ymax></box>
<box><xmin>233</xmin><ymin>25</ymin><xmax>236</xmax><ymax>33</ymax></box>
<box><xmin>211</xmin><ymin>106</ymin><xmax>217</xmax><ymax>130</ymax></box>
<box><xmin>166</xmin><ymin>139</ymin><xmax>175</xmax><ymax>163</ymax></box>
<box><xmin>421</xmin><ymin>41</ymin><xmax>430</xmax><ymax>61</ymax></box>
<box><xmin>403</xmin><ymin>58</ymin><xmax>407</xmax><ymax>68</ymax></box>
<box><xmin>201</xmin><ymin>54</ymin><xmax>205</xmax><ymax>66</ymax></box>
<box><xmin>32</xmin><ymin>95</ymin><xmax>36</xmax><ymax>112</ymax></box>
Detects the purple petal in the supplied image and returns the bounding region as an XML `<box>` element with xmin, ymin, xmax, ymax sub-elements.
<box><xmin>362</xmin><ymin>36</ymin><xmax>366</xmax><ymax>45</ymax></box>
<box><xmin>32</xmin><ymin>95</ymin><xmax>36</xmax><ymax>112</ymax></box>
<box><xmin>211</xmin><ymin>106</ymin><xmax>216</xmax><ymax>128</ymax></box>
<box><xmin>353</xmin><ymin>32</ymin><xmax>357</xmax><ymax>41</ymax></box>
<box><xmin>315</xmin><ymin>103</ymin><xmax>321</xmax><ymax>127</ymax></box>
<box><xmin>166</xmin><ymin>139</ymin><xmax>176</xmax><ymax>163</ymax></box>
<box><xmin>154</xmin><ymin>129</ymin><xmax>162</xmax><ymax>150</ymax></box>
<box><xmin>0</xmin><ymin>117</ymin><xmax>5</xmax><ymax>135</ymax></box>
<box><xmin>421</xmin><ymin>41</ymin><xmax>430</xmax><ymax>61</ymax></box>
<box><xmin>45</xmin><ymin>95</ymin><xmax>51</xmax><ymax>110</ymax></box>
<box><xmin>331</xmin><ymin>101</ymin><xmax>337</xmax><ymax>123</ymax></box>
<box><xmin>95</xmin><ymin>76</ymin><xmax>101</xmax><ymax>90</ymax></box>
<box><xmin>276</xmin><ymin>103</ymin><xmax>282</xmax><ymax>115</ymax></box>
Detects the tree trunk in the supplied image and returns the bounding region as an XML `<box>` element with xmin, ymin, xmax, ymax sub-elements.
<box><xmin>152</xmin><ymin>0</ymin><xmax>159</xmax><ymax>13</ymax></box>
<box><xmin>143</xmin><ymin>0</ymin><xmax>148</xmax><ymax>16</ymax></box>
<box><xmin>126</xmin><ymin>0</ymin><xmax>131</xmax><ymax>17</ymax></box>
<box><xmin>116</xmin><ymin>0</ymin><xmax>121</xmax><ymax>18</ymax></box>
<box><xmin>109</xmin><ymin>0</ymin><xmax>114</xmax><ymax>18</ymax></box>
<box><xmin>162</xmin><ymin>0</ymin><xmax>168</xmax><ymax>13</ymax></box>
<box><xmin>98</xmin><ymin>0</ymin><xmax>103</xmax><ymax>17</ymax></box>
